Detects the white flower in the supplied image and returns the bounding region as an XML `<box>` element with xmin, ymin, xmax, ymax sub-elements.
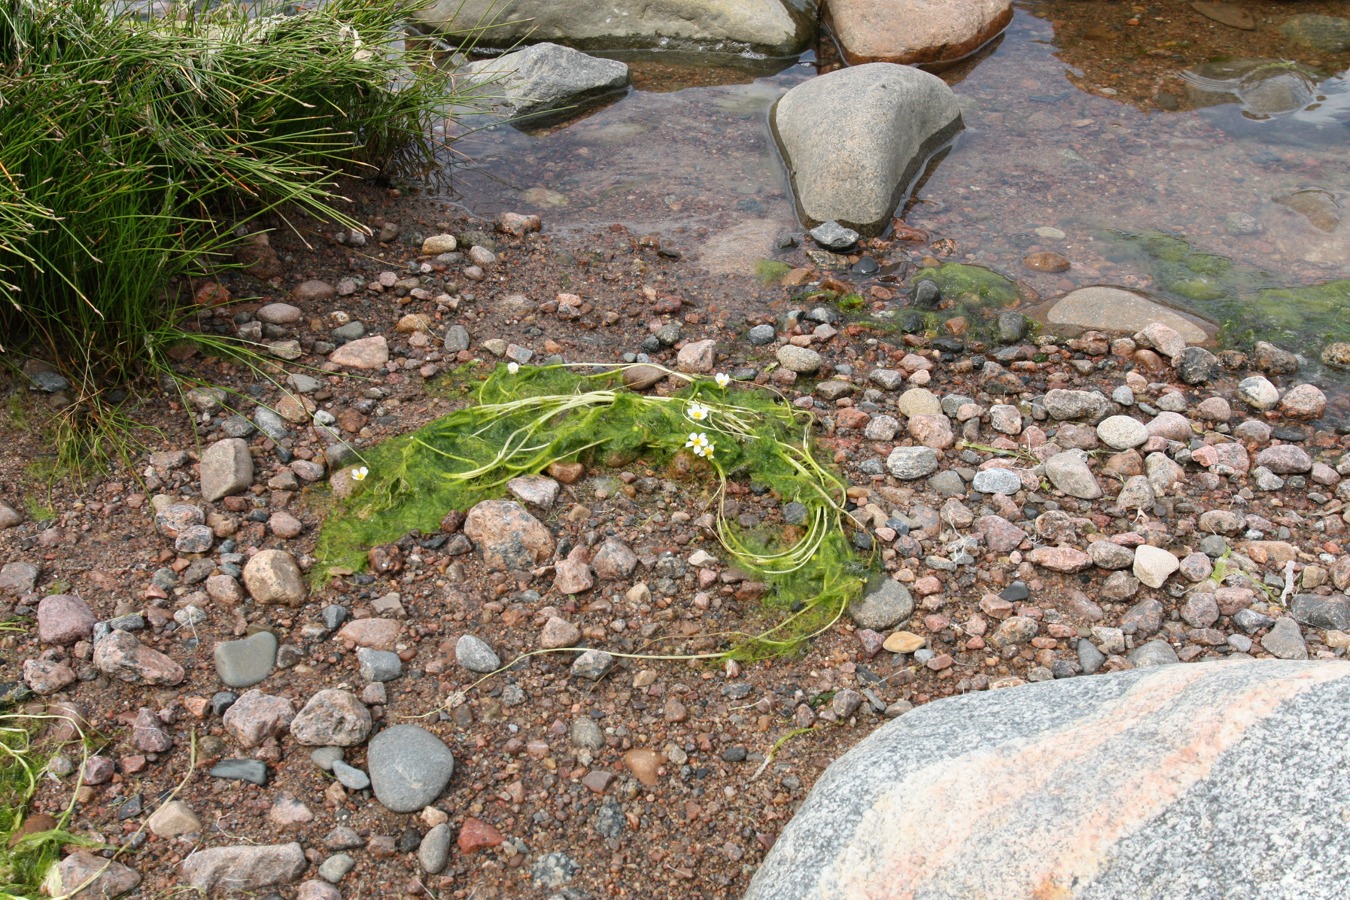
<box><xmin>684</xmin><ymin>432</ymin><xmax>714</xmax><ymax>458</ymax></box>
<box><xmin>686</xmin><ymin>401</ymin><xmax>711</xmax><ymax>422</ymax></box>
<box><xmin>351</xmin><ymin>466</ymin><xmax>369</xmax><ymax>482</ymax></box>
<box><xmin>507</xmin><ymin>362</ymin><xmax>520</xmax><ymax>374</ymax></box>
<box><xmin>715</xmin><ymin>372</ymin><xmax>731</xmax><ymax>388</ymax></box>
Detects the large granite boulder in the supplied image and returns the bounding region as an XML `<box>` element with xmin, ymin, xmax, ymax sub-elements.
<box><xmin>417</xmin><ymin>0</ymin><xmax>817</xmax><ymax>55</ymax></box>
<box><xmin>825</xmin><ymin>0</ymin><xmax>1014</xmax><ymax>66</ymax></box>
<box><xmin>463</xmin><ymin>43</ymin><xmax>630</xmax><ymax>122</ymax></box>
<box><xmin>746</xmin><ymin>659</ymin><xmax>1350</xmax><ymax>899</ymax></box>
<box><xmin>772</xmin><ymin>63</ymin><xmax>961</xmax><ymax>236</ymax></box>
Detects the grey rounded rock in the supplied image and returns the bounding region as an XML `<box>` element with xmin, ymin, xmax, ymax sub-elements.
<box><xmin>776</xmin><ymin>345</ymin><xmax>822</xmax><ymax>374</ymax></box>
<box><xmin>971</xmin><ymin>469</ymin><xmax>1021</xmax><ymax>496</ymax></box>
<box><xmin>1095</xmin><ymin>415</ymin><xmax>1148</xmax><ymax>450</ymax></box>
<box><xmin>331</xmin><ymin>760</ymin><xmax>370</xmax><ymax>791</ymax></box>
<box><xmin>213</xmin><ymin>632</ymin><xmax>278</xmax><ymax>689</ymax></box>
<box><xmin>367</xmin><ymin>725</ymin><xmax>456</xmax><ymax>813</ymax></box>
<box><xmin>455</xmin><ymin>634</ymin><xmax>502</xmax><ymax>673</ymax></box>
<box><xmin>356</xmin><ymin>647</ymin><xmax>403</xmax><ymax>683</ymax></box>
<box><xmin>849</xmin><ymin>580</ymin><xmax>914</xmax><ymax>631</ymax></box>
<box><xmin>886</xmin><ymin>446</ymin><xmax>938</xmax><ymax>480</ymax></box>
<box><xmin>418</xmin><ymin>823</ymin><xmax>453</xmax><ymax>875</ymax></box>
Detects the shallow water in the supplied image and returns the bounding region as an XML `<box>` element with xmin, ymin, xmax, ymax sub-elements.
<box><xmin>432</xmin><ymin>1</ymin><xmax>1349</xmax><ymax>394</ymax></box>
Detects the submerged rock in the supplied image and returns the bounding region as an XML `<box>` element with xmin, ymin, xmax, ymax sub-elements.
<box><xmin>772</xmin><ymin>63</ymin><xmax>961</xmax><ymax>236</ymax></box>
<box><xmin>1045</xmin><ymin>286</ymin><xmax>1210</xmax><ymax>343</ymax></box>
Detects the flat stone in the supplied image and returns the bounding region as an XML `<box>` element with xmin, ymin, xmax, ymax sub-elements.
<box><xmin>0</xmin><ymin>561</ymin><xmax>39</xmax><ymax>596</ymax></box>
<box><xmin>1026</xmin><ymin>546</ymin><xmax>1093</xmax><ymax>573</ymax></box>
<box><xmin>1128</xmin><ymin>639</ymin><xmax>1180</xmax><ymax>667</ymax></box>
<box><xmin>214</xmin><ymin>632</ymin><xmax>278</xmax><ymax>689</ymax></box>
<box><xmin>148</xmin><ymin>800</ymin><xmax>202</xmax><ymax>838</ymax></box>
<box><xmin>357</xmin><ymin>647</ymin><xmax>403</xmax><ymax>683</ymax></box>
<box><xmin>1262</xmin><ymin>618</ymin><xmax>1308</xmax><ymax>660</ymax></box>
<box><xmin>180</xmin><ymin>843</ymin><xmax>307</xmax><ymax>894</ymax></box>
<box><xmin>336</xmin><ymin>618</ymin><xmax>401</xmax><ymax>650</ymax></box>
<box><xmin>1096</xmin><ymin>415</ymin><xmax>1149</xmax><ymax>450</ymax></box>
<box><xmin>571</xmin><ymin>649</ymin><xmax>615</xmax><ymax>680</ymax></box>
<box><xmin>52</xmin><ymin>851</ymin><xmax>140</xmax><ymax>898</ymax></box>
<box><xmin>1046</xmin><ymin>287</ymin><xmax>1209</xmax><ymax>343</ymax></box>
<box><xmin>1043</xmin><ymin>389</ymin><xmax>1109</xmax><ymax>421</ymax></box>
<box><xmin>329</xmin><ymin>336</ymin><xmax>389</xmax><ymax>369</ymax></box>
<box><xmin>94</xmin><ymin>631</ymin><xmax>184</xmax><ymax>685</ymax></box>
<box><xmin>971</xmin><ymin>469</ymin><xmax>1021</xmax><ymax>496</ymax></box>
<box><xmin>1291</xmin><ymin>594</ymin><xmax>1350</xmax><ymax>632</ymax></box>
<box><xmin>332</xmin><ymin>760</ymin><xmax>370</xmax><ymax>791</ymax></box>
<box><xmin>209</xmin><ymin>758</ymin><xmax>269</xmax><ymax>785</ymax></box>
<box><xmin>367</xmin><ymin>725</ymin><xmax>456</xmax><ymax>813</ymax></box>
<box><xmin>677</xmin><ymin>339</ymin><xmax>717</xmax><ymax>374</ymax></box>
<box><xmin>772</xmin><ymin>63</ymin><xmax>961</xmax><ymax>235</ymax></box>
<box><xmin>507</xmin><ymin>475</ymin><xmax>560</xmax><ymax>509</ymax></box>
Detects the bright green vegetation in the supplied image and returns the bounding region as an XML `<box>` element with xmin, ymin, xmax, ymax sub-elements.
<box><xmin>1098</xmin><ymin>230</ymin><xmax>1350</xmax><ymax>350</ymax></box>
<box><xmin>318</xmin><ymin>365</ymin><xmax>869</xmax><ymax>659</ymax></box>
<box><xmin>0</xmin><ymin>0</ymin><xmax>478</xmax><ymax>444</ymax></box>
<box><xmin>754</xmin><ymin>258</ymin><xmax>793</xmax><ymax>284</ymax></box>
<box><xmin>0</xmin><ymin>713</ymin><xmax>88</xmax><ymax>900</ymax></box>
<box><xmin>897</xmin><ymin>263</ymin><xmax>1024</xmax><ymax>340</ymax></box>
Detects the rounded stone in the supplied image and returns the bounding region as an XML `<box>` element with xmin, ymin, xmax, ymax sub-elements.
<box><xmin>1096</xmin><ymin>415</ymin><xmax>1149</xmax><ymax>450</ymax></box>
<box><xmin>776</xmin><ymin>345</ymin><xmax>822</xmax><ymax>374</ymax></box>
<box><xmin>455</xmin><ymin>635</ymin><xmax>502</xmax><ymax>673</ymax></box>
<box><xmin>1237</xmin><ymin>375</ymin><xmax>1280</xmax><ymax>410</ymax></box>
<box><xmin>886</xmin><ymin>446</ymin><xmax>939</xmax><ymax>480</ymax></box>
<box><xmin>214</xmin><ymin>631</ymin><xmax>279</xmax><ymax>689</ymax></box>
<box><xmin>971</xmin><ymin>469</ymin><xmax>1021</xmax><ymax>496</ymax></box>
<box><xmin>367</xmin><ymin>725</ymin><xmax>456</xmax><ymax>813</ymax></box>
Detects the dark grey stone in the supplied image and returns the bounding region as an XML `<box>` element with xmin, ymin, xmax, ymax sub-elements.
<box><xmin>849</xmin><ymin>580</ymin><xmax>914</xmax><ymax>631</ymax></box>
<box><xmin>210</xmin><ymin>758</ymin><xmax>268</xmax><ymax>785</ymax></box>
<box><xmin>1291</xmin><ymin>594</ymin><xmax>1350</xmax><ymax>632</ymax></box>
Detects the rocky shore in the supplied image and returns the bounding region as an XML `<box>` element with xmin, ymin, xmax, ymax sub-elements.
<box><xmin>4</xmin><ymin>192</ymin><xmax>1350</xmax><ymax>898</ymax></box>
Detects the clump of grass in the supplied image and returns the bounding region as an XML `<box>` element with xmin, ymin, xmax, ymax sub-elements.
<box><xmin>0</xmin><ymin>712</ymin><xmax>92</xmax><ymax>899</ymax></box>
<box><xmin>0</xmin><ymin>0</ymin><xmax>483</xmax><ymax>448</ymax></box>
<box><xmin>318</xmin><ymin>365</ymin><xmax>869</xmax><ymax>658</ymax></box>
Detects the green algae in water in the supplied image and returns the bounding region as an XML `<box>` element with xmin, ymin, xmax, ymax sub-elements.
<box><xmin>317</xmin><ymin>365</ymin><xmax>868</xmax><ymax>659</ymax></box>
<box><xmin>1099</xmin><ymin>229</ymin><xmax>1350</xmax><ymax>348</ymax></box>
<box><xmin>909</xmin><ymin>263</ymin><xmax>1021</xmax><ymax>308</ymax></box>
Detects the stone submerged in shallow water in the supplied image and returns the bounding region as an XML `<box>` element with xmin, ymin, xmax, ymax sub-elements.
<box><xmin>746</xmin><ymin>660</ymin><xmax>1350</xmax><ymax>900</ymax></box>
<box><xmin>463</xmin><ymin>43</ymin><xmax>629</xmax><ymax>121</ymax></box>
<box><xmin>1046</xmin><ymin>286</ymin><xmax>1209</xmax><ymax>343</ymax></box>
<box><xmin>772</xmin><ymin>63</ymin><xmax>961</xmax><ymax>236</ymax></box>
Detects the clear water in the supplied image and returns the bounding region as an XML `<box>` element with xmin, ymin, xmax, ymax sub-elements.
<box><xmin>431</xmin><ymin>2</ymin><xmax>1349</xmax><ymax>388</ymax></box>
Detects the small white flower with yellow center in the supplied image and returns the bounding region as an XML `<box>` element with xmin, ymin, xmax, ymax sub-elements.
<box><xmin>684</xmin><ymin>432</ymin><xmax>714</xmax><ymax>458</ymax></box>
<box><xmin>715</xmin><ymin>372</ymin><xmax>731</xmax><ymax>388</ymax></box>
<box><xmin>686</xmin><ymin>401</ymin><xmax>711</xmax><ymax>423</ymax></box>
<box><xmin>351</xmin><ymin>466</ymin><xmax>369</xmax><ymax>481</ymax></box>
<box><xmin>507</xmin><ymin>362</ymin><xmax>520</xmax><ymax>374</ymax></box>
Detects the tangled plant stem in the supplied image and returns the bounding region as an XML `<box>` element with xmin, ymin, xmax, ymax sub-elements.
<box><xmin>318</xmin><ymin>363</ymin><xmax>869</xmax><ymax>659</ymax></box>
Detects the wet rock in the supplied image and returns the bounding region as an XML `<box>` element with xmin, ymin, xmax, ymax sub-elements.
<box><xmin>214</xmin><ymin>632</ymin><xmax>278</xmax><ymax>689</ymax></box>
<box><xmin>776</xmin><ymin>344</ymin><xmax>821</xmax><ymax>374</ymax></box>
<box><xmin>1278</xmin><ymin>383</ymin><xmax>1326</xmax><ymax>419</ymax></box>
<box><xmin>242</xmin><ymin>549</ymin><xmax>306</xmax><ymax>606</ymax></box>
<box><xmin>290</xmin><ymin>690</ymin><xmax>372</xmax><ymax>747</ymax></box>
<box><xmin>94</xmin><ymin>631</ymin><xmax>184</xmax><ymax>685</ymax></box>
<box><xmin>180</xmin><ymin>843</ymin><xmax>307</xmax><ymax>894</ymax></box>
<box><xmin>849</xmin><ymin>580</ymin><xmax>915</xmax><ymax>630</ymax></box>
<box><xmin>37</xmin><ymin>594</ymin><xmax>95</xmax><ymax>645</ymax></box>
<box><xmin>1176</xmin><ymin>346</ymin><xmax>1219</xmax><ymax>384</ymax></box>
<box><xmin>367</xmin><ymin>725</ymin><xmax>456</xmax><ymax>813</ymax></box>
<box><xmin>1237</xmin><ymin>375</ymin><xmax>1280</xmax><ymax>410</ymax></box>
<box><xmin>1280</xmin><ymin>15</ymin><xmax>1350</xmax><ymax>54</ymax></box>
<box><xmin>506</xmin><ymin>475</ymin><xmax>560</xmax><ymax>509</ymax></box>
<box><xmin>464</xmin><ymin>43</ymin><xmax>629</xmax><ymax>120</ymax></box>
<box><xmin>809</xmin><ymin>221</ymin><xmax>859</xmax><ymax>251</ymax></box>
<box><xmin>772</xmin><ymin>63</ymin><xmax>961</xmax><ymax>235</ymax></box>
<box><xmin>1046</xmin><ymin>287</ymin><xmax>1209</xmax><ymax>343</ymax></box>
<box><xmin>463</xmin><ymin>499</ymin><xmax>555</xmax><ymax>570</ymax></box>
